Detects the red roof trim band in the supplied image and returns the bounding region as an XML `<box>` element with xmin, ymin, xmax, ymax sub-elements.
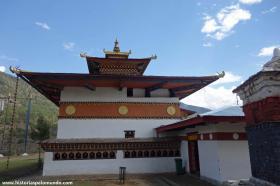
<box><xmin>155</xmin><ymin>116</ymin><xmax>245</xmax><ymax>133</ymax></box>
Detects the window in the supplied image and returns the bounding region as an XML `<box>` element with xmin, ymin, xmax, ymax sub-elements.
<box><xmin>124</xmin><ymin>130</ymin><xmax>135</xmax><ymax>138</ymax></box>
<box><xmin>127</xmin><ymin>88</ymin><xmax>133</xmax><ymax>97</ymax></box>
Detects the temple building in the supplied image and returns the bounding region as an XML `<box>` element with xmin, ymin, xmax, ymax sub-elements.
<box><xmin>156</xmin><ymin>106</ymin><xmax>252</xmax><ymax>184</ymax></box>
<box><xmin>10</xmin><ymin>40</ymin><xmax>253</xmax><ymax>183</ymax></box>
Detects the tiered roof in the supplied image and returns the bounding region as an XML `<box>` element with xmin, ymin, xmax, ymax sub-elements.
<box><xmin>10</xmin><ymin>40</ymin><xmax>223</xmax><ymax>106</ymax></box>
<box><xmin>82</xmin><ymin>39</ymin><xmax>156</xmax><ymax>76</ymax></box>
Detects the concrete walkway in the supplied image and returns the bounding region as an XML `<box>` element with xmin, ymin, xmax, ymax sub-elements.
<box><xmin>17</xmin><ymin>173</ymin><xmax>215</xmax><ymax>186</ymax></box>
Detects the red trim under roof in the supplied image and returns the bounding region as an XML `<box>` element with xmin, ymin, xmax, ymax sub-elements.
<box><xmin>16</xmin><ymin>71</ymin><xmax>219</xmax><ymax>106</ymax></box>
<box><xmin>155</xmin><ymin>115</ymin><xmax>245</xmax><ymax>133</ymax></box>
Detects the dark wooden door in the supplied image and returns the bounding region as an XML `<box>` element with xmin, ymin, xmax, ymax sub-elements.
<box><xmin>188</xmin><ymin>140</ymin><xmax>200</xmax><ymax>174</ymax></box>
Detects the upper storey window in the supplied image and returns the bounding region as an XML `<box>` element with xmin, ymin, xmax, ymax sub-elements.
<box><xmin>124</xmin><ymin>130</ymin><xmax>135</xmax><ymax>138</ymax></box>
<box><xmin>127</xmin><ymin>88</ymin><xmax>133</xmax><ymax>97</ymax></box>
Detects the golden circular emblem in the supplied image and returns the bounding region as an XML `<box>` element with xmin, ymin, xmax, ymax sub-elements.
<box><xmin>167</xmin><ymin>106</ymin><xmax>176</xmax><ymax>116</ymax></box>
<box><xmin>65</xmin><ymin>105</ymin><xmax>76</xmax><ymax>115</ymax></box>
<box><xmin>118</xmin><ymin>105</ymin><xmax>128</xmax><ymax>115</ymax></box>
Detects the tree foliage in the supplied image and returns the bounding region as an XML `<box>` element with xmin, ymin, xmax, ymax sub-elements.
<box><xmin>30</xmin><ymin>115</ymin><xmax>50</xmax><ymax>142</ymax></box>
<box><xmin>0</xmin><ymin>72</ymin><xmax>58</xmax><ymax>139</ymax></box>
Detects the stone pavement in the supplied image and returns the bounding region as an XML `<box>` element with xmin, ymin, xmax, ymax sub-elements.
<box><xmin>18</xmin><ymin>172</ymin><xmax>215</xmax><ymax>186</ymax></box>
<box><xmin>14</xmin><ymin>172</ymin><xmax>259</xmax><ymax>186</ymax></box>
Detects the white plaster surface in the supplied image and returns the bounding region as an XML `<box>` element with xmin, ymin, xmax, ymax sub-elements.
<box><xmin>57</xmin><ymin>119</ymin><xmax>180</xmax><ymax>138</ymax></box>
<box><xmin>43</xmin><ymin>151</ymin><xmax>177</xmax><ymax>176</ymax></box>
<box><xmin>180</xmin><ymin>141</ymin><xmax>189</xmax><ymax>172</ymax></box>
<box><xmin>236</xmin><ymin>73</ymin><xmax>280</xmax><ymax>104</ymax></box>
<box><xmin>60</xmin><ymin>87</ymin><xmax>179</xmax><ymax>103</ymax></box>
<box><xmin>198</xmin><ymin>141</ymin><xmax>221</xmax><ymax>181</ymax></box>
<box><xmin>159</xmin><ymin>122</ymin><xmax>251</xmax><ymax>183</ymax></box>
<box><xmin>217</xmin><ymin>141</ymin><xmax>251</xmax><ymax>181</ymax></box>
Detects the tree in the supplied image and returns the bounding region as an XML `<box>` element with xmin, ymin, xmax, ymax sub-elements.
<box><xmin>30</xmin><ymin>115</ymin><xmax>50</xmax><ymax>168</ymax></box>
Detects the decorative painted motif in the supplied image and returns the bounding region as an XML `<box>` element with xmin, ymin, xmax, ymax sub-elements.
<box><xmin>118</xmin><ymin>106</ymin><xmax>128</xmax><ymax>115</ymax></box>
<box><xmin>233</xmin><ymin>133</ymin><xmax>239</xmax><ymax>140</ymax></box>
<box><xmin>65</xmin><ymin>105</ymin><xmax>76</xmax><ymax>116</ymax></box>
<box><xmin>59</xmin><ymin>102</ymin><xmax>181</xmax><ymax>119</ymax></box>
<box><xmin>184</xmin><ymin>132</ymin><xmax>247</xmax><ymax>141</ymax></box>
<box><xmin>167</xmin><ymin>106</ymin><xmax>176</xmax><ymax>116</ymax></box>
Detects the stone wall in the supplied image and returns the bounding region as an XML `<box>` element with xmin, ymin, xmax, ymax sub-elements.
<box><xmin>246</xmin><ymin>122</ymin><xmax>280</xmax><ymax>185</ymax></box>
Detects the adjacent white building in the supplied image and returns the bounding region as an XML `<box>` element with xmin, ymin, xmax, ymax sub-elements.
<box><xmin>156</xmin><ymin>106</ymin><xmax>252</xmax><ymax>184</ymax></box>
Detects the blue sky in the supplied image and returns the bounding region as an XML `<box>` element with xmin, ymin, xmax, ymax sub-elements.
<box><xmin>0</xmin><ymin>0</ymin><xmax>279</xmax><ymax>109</ymax></box>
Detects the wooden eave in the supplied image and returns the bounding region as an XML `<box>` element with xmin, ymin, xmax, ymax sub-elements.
<box><xmin>16</xmin><ymin>71</ymin><xmax>219</xmax><ymax>106</ymax></box>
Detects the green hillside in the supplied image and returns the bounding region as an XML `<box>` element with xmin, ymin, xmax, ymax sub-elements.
<box><xmin>0</xmin><ymin>71</ymin><xmax>58</xmax><ymax>153</ymax></box>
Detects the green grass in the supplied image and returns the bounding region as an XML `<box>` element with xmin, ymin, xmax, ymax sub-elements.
<box><xmin>0</xmin><ymin>154</ymin><xmax>41</xmax><ymax>182</ymax></box>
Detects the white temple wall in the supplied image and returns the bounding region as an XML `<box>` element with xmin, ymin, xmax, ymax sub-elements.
<box><xmin>196</xmin><ymin>123</ymin><xmax>250</xmax><ymax>183</ymax></box>
<box><xmin>60</xmin><ymin>87</ymin><xmax>178</xmax><ymax>102</ymax></box>
<box><xmin>43</xmin><ymin>151</ymin><xmax>177</xmax><ymax>176</ymax></box>
<box><xmin>159</xmin><ymin>122</ymin><xmax>250</xmax><ymax>183</ymax></box>
<box><xmin>217</xmin><ymin>141</ymin><xmax>251</xmax><ymax>181</ymax></box>
<box><xmin>198</xmin><ymin>141</ymin><xmax>221</xmax><ymax>182</ymax></box>
<box><xmin>180</xmin><ymin>140</ymin><xmax>189</xmax><ymax>172</ymax></box>
<box><xmin>57</xmin><ymin>119</ymin><xmax>180</xmax><ymax>138</ymax></box>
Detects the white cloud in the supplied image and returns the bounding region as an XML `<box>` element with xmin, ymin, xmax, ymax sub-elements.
<box><xmin>203</xmin><ymin>42</ymin><xmax>213</xmax><ymax>47</ymax></box>
<box><xmin>0</xmin><ymin>66</ymin><xmax>5</xmax><ymax>72</ymax></box>
<box><xmin>258</xmin><ymin>45</ymin><xmax>280</xmax><ymax>57</ymax></box>
<box><xmin>201</xmin><ymin>18</ymin><xmax>219</xmax><ymax>33</ymax></box>
<box><xmin>35</xmin><ymin>22</ymin><xmax>50</xmax><ymax>30</ymax></box>
<box><xmin>262</xmin><ymin>6</ymin><xmax>277</xmax><ymax>14</ymax></box>
<box><xmin>182</xmin><ymin>86</ymin><xmax>242</xmax><ymax>110</ymax></box>
<box><xmin>0</xmin><ymin>55</ymin><xmax>19</xmax><ymax>62</ymax></box>
<box><xmin>63</xmin><ymin>42</ymin><xmax>75</xmax><ymax>51</ymax></box>
<box><xmin>212</xmin><ymin>72</ymin><xmax>242</xmax><ymax>85</ymax></box>
<box><xmin>239</xmin><ymin>0</ymin><xmax>262</xmax><ymax>4</ymax></box>
<box><xmin>201</xmin><ymin>4</ymin><xmax>251</xmax><ymax>40</ymax></box>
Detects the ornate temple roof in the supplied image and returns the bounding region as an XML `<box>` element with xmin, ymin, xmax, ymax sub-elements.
<box><xmin>81</xmin><ymin>40</ymin><xmax>156</xmax><ymax>75</ymax></box>
<box><xmin>10</xmin><ymin>40</ymin><xmax>224</xmax><ymax>106</ymax></box>
<box><xmin>12</xmin><ymin>69</ymin><xmax>220</xmax><ymax>105</ymax></box>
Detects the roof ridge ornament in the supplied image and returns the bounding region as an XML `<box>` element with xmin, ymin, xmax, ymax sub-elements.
<box><xmin>103</xmin><ymin>40</ymin><xmax>131</xmax><ymax>58</ymax></box>
<box><xmin>113</xmin><ymin>39</ymin><xmax>120</xmax><ymax>53</ymax></box>
<box><xmin>262</xmin><ymin>47</ymin><xmax>280</xmax><ymax>71</ymax></box>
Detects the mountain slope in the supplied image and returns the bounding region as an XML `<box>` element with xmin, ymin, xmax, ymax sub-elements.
<box><xmin>0</xmin><ymin>72</ymin><xmax>58</xmax><ymax>135</ymax></box>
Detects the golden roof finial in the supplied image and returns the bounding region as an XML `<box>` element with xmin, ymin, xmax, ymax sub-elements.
<box><xmin>113</xmin><ymin>38</ymin><xmax>120</xmax><ymax>53</ymax></box>
<box><xmin>103</xmin><ymin>39</ymin><xmax>131</xmax><ymax>58</ymax></box>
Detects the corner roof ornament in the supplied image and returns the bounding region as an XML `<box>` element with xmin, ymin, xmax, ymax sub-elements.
<box><xmin>150</xmin><ymin>54</ymin><xmax>157</xmax><ymax>60</ymax></box>
<box><xmin>80</xmin><ymin>52</ymin><xmax>88</xmax><ymax>58</ymax></box>
<box><xmin>9</xmin><ymin>66</ymin><xmax>21</xmax><ymax>74</ymax></box>
<box><xmin>217</xmin><ymin>71</ymin><xmax>225</xmax><ymax>78</ymax></box>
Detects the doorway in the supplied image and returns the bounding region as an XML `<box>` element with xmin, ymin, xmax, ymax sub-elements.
<box><xmin>188</xmin><ymin>140</ymin><xmax>200</xmax><ymax>175</ymax></box>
